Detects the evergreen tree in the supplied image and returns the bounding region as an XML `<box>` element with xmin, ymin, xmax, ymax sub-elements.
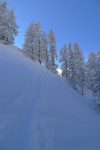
<box><xmin>48</xmin><ymin>30</ymin><xmax>57</xmax><ymax>73</ymax></box>
<box><xmin>67</xmin><ymin>43</ymin><xmax>75</xmax><ymax>88</ymax></box>
<box><xmin>23</xmin><ymin>22</ymin><xmax>49</xmax><ymax>66</ymax></box>
<box><xmin>60</xmin><ymin>44</ymin><xmax>68</xmax><ymax>78</ymax></box>
<box><xmin>37</xmin><ymin>31</ymin><xmax>49</xmax><ymax>65</ymax></box>
<box><xmin>86</xmin><ymin>52</ymin><xmax>97</xmax><ymax>98</ymax></box>
<box><xmin>86</xmin><ymin>51</ymin><xmax>100</xmax><ymax>102</ymax></box>
<box><xmin>0</xmin><ymin>1</ymin><xmax>18</xmax><ymax>44</ymax></box>
<box><xmin>95</xmin><ymin>51</ymin><xmax>100</xmax><ymax>102</ymax></box>
<box><xmin>74</xmin><ymin>43</ymin><xmax>85</xmax><ymax>95</ymax></box>
<box><xmin>23</xmin><ymin>22</ymin><xmax>41</xmax><ymax>61</ymax></box>
<box><xmin>0</xmin><ymin>1</ymin><xmax>7</xmax><ymax>43</ymax></box>
<box><xmin>6</xmin><ymin>10</ymin><xmax>18</xmax><ymax>44</ymax></box>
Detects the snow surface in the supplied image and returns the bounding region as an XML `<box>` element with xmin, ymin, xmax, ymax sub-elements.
<box><xmin>0</xmin><ymin>43</ymin><xmax>100</xmax><ymax>150</ymax></box>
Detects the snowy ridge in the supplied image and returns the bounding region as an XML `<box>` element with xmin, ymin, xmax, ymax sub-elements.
<box><xmin>0</xmin><ymin>43</ymin><xmax>100</xmax><ymax>150</ymax></box>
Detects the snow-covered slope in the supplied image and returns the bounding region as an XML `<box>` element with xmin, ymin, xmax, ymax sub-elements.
<box><xmin>0</xmin><ymin>43</ymin><xmax>100</xmax><ymax>150</ymax></box>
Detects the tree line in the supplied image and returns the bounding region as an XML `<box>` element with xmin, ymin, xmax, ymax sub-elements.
<box><xmin>60</xmin><ymin>43</ymin><xmax>100</xmax><ymax>106</ymax></box>
<box><xmin>0</xmin><ymin>1</ymin><xmax>100</xmax><ymax>106</ymax></box>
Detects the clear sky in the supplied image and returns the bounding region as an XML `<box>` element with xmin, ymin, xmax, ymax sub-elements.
<box><xmin>6</xmin><ymin>0</ymin><xmax>100</xmax><ymax>56</ymax></box>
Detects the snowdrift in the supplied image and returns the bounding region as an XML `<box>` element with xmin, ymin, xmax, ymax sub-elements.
<box><xmin>0</xmin><ymin>43</ymin><xmax>100</xmax><ymax>150</ymax></box>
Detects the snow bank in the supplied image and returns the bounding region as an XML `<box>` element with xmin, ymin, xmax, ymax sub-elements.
<box><xmin>0</xmin><ymin>43</ymin><xmax>100</xmax><ymax>150</ymax></box>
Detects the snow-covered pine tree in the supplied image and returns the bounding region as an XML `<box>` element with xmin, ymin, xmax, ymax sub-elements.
<box><xmin>23</xmin><ymin>22</ymin><xmax>49</xmax><ymax>66</ymax></box>
<box><xmin>95</xmin><ymin>51</ymin><xmax>100</xmax><ymax>103</ymax></box>
<box><xmin>67</xmin><ymin>43</ymin><xmax>75</xmax><ymax>88</ymax></box>
<box><xmin>36</xmin><ymin>31</ymin><xmax>49</xmax><ymax>66</ymax></box>
<box><xmin>23</xmin><ymin>22</ymin><xmax>41</xmax><ymax>61</ymax></box>
<box><xmin>0</xmin><ymin>1</ymin><xmax>6</xmax><ymax>43</ymax></box>
<box><xmin>74</xmin><ymin>43</ymin><xmax>85</xmax><ymax>95</ymax></box>
<box><xmin>0</xmin><ymin>1</ymin><xmax>18</xmax><ymax>44</ymax></box>
<box><xmin>48</xmin><ymin>30</ymin><xmax>57</xmax><ymax>73</ymax></box>
<box><xmin>60</xmin><ymin>44</ymin><xmax>68</xmax><ymax>78</ymax></box>
<box><xmin>7</xmin><ymin>10</ymin><xmax>18</xmax><ymax>44</ymax></box>
<box><xmin>41</xmin><ymin>32</ymin><xmax>50</xmax><ymax>69</ymax></box>
<box><xmin>86</xmin><ymin>52</ymin><xmax>97</xmax><ymax>98</ymax></box>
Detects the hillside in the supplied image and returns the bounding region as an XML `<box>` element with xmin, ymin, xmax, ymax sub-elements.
<box><xmin>0</xmin><ymin>43</ymin><xmax>100</xmax><ymax>150</ymax></box>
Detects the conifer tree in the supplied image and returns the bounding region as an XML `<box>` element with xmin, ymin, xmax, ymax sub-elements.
<box><xmin>23</xmin><ymin>22</ymin><xmax>49</xmax><ymax>66</ymax></box>
<box><xmin>74</xmin><ymin>43</ymin><xmax>85</xmax><ymax>95</ymax></box>
<box><xmin>60</xmin><ymin>44</ymin><xmax>68</xmax><ymax>78</ymax></box>
<box><xmin>86</xmin><ymin>52</ymin><xmax>96</xmax><ymax>97</ymax></box>
<box><xmin>48</xmin><ymin>30</ymin><xmax>57</xmax><ymax>73</ymax></box>
<box><xmin>0</xmin><ymin>1</ymin><xmax>18</xmax><ymax>44</ymax></box>
<box><xmin>67</xmin><ymin>43</ymin><xmax>75</xmax><ymax>88</ymax></box>
<box><xmin>95</xmin><ymin>51</ymin><xmax>100</xmax><ymax>102</ymax></box>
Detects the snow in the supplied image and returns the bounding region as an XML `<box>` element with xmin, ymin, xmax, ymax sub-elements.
<box><xmin>0</xmin><ymin>43</ymin><xmax>100</xmax><ymax>150</ymax></box>
<box><xmin>57</xmin><ymin>68</ymin><xmax>62</xmax><ymax>75</ymax></box>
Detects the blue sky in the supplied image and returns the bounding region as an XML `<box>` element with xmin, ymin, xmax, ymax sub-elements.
<box><xmin>6</xmin><ymin>0</ymin><xmax>100</xmax><ymax>56</ymax></box>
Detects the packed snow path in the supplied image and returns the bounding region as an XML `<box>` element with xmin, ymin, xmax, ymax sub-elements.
<box><xmin>0</xmin><ymin>43</ymin><xmax>100</xmax><ymax>150</ymax></box>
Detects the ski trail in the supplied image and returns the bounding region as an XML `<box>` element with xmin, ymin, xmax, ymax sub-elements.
<box><xmin>32</xmin><ymin>76</ymin><xmax>46</xmax><ymax>150</ymax></box>
<box><xmin>1</xmin><ymin>74</ymin><xmax>43</xmax><ymax>150</ymax></box>
<box><xmin>31</xmin><ymin>75</ymin><xmax>55</xmax><ymax>150</ymax></box>
<box><xmin>15</xmin><ymin>76</ymin><xmax>43</xmax><ymax>150</ymax></box>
